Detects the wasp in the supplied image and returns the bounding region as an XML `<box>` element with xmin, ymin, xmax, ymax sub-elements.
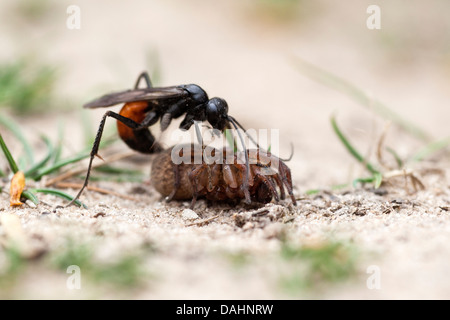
<box><xmin>68</xmin><ymin>71</ymin><xmax>257</xmax><ymax>206</ymax></box>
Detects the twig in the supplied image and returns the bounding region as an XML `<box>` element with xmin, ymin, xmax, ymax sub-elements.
<box><xmin>44</xmin><ymin>151</ymin><xmax>136</xmax><ymax>187</ymax></box>
<box><xmin>54</xmin><ymin>182</ymin><xmax>139</xmax><ymax>201</ymax></box>
<box><xmin>382</xmin><ymin>168</ymin><xmax>425</xmax><ymax>193</ymax></box>
<box><xmin>376</xmin><ymin>122</ymin><xmax>392</xmax><ymax>170</ymax></box>
<box><xmin>185</xmin><ymin>214</ymin><xmax>220</xmax><ymax>227</ymax></box>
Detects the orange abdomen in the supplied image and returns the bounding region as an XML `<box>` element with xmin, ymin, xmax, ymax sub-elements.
<box><xmin>117</xmin><ymin>101</ymin><xmax>162</xmax><ymax>153</ymax></box>
<box><xmin>117</xmin><ymin>101</ymin><xmax>148</xmax><ymax>141</ymax></box>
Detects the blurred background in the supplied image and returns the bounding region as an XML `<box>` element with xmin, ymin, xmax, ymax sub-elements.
<box><xmin>1</xmin><ymin>0</ymin><xmax>450</xmax><ymax>300</ymax></box>
<box><xmin>1</xmin><ymin>0</ymin><xmax>449</xmax><ymax>189</ymax></box>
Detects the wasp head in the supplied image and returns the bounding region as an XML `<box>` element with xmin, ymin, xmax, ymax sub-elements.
<box><xmin>206</xmin><ymin>97</ymin><xmax>229</xmax><ymax>131</ymax></box>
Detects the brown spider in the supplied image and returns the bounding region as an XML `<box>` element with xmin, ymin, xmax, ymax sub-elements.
<box><xmin>151</xmin><ymin>144</ymin><xmax>296</xmax><ymax>209</ymax></box>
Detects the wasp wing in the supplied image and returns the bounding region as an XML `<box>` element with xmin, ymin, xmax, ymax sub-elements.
<box><xmin>83</xmin><ymin>87</ymin><xmax>188</xmax><ymax>108</ymax></box>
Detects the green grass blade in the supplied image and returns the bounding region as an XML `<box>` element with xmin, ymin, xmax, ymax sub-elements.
<box><xmin>32</xmin><ymin>153</ymin><xmax>90</xmax><ymax>181</ymax></box>
<box><xmin>92</xmin><ymin>165</ymin><xmax>144</xmax><ymax>183</ymax></box>
<box><xmin>331</xmin><ymin>116</ymin><xmax>380</xmax><ymax>175</ymax></box>
<box><xmin>22</xmin><ymin>190</ymin><xmax>39</xmax><ymax>205</ymax></box>
<box><xmin>88</xmin><ymin>174</ymin><xmax>144</xmax><ymax>183</ymax></box>
<box><xmin>385</xmin><ymin>146</ymin><xmax>404</xmax><ymax>168</ymax></box>
<box><xmin>305</xmin><ymin>189</ymin><xmax>320</xmax><ymax>195</ymax></box>
<box><xmin>292</xmin><ymin>57</ymin><xmax>430</xmax><ymax>142</ymax></box>
<box><xmin>94</xmin><ymin>165</ymin><xmax>142</xmax><ymax>175</ymax></box>
<box><xmin>224</xmin><ymin>129</ymin><xmax>238</xmax><ymax>152</ymax></box>
<box><xmin>52</xmin><ymin>120</ymin><xmax>65</xmax><ymax>164</ymax></box>
<box><xmin>305</xmin><ymin>183</ymin><xmax>349</xmax><ymax>195</ymax></box>
<box><xmin>0</xmin><ymin>132</ymin><xmax>19</xmax><ymax>173</ymax></box>
<box><xmin>410</xmin><ymin>136</ymin><xmax>450</xmax><ymax>163</ymax></box>
<box><xmin>352</xmin><ymin>173</ymin><xmax>382</xmax><ymax>189</ymax></box>
<box><xmin>352</xmin><ymin>177</ymin><xmax>375</xmax><ymax>188</ymax></box>
<box><xmin>0</xmin><ymin>114</ymin><xmax>34</xmax><ymax>165</ymax></box>
<box><xmin>331</xmin><ymin>183</ymin><xmax>350</xmax><ymax>191</ymax></box>
<box><xmin>373</xmin><ymin>172</ymin><xmax>383</xmax><ymax>189</ymax></box>
<box><xmin>30</xmin><ymin>188</ymin><xmax>87</xmax><ymax>208</ymax></box>
<box><xmin>24</xmin><ymin>135</ymin><xmax>53</xmax><ymax>177</ymax></box>
<box><xmin>18</xmin><ymin>157</ymin><xmax>27</xmax><ymax>171</ymax></box>
<box><xmin>0</xmin><ymin>58</ymin><xmax>58</xmax><ymax>114</ymax></box>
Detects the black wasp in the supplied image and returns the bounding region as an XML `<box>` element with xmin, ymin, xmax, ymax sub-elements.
<box><xmin>68</xmin><ymin>71</ymin><xmax>257</xmax><ymax>206</ymax></box>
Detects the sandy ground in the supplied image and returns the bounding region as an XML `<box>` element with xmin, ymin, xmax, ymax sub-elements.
<box><xmin>0</xmin><ymin>0</ymin><xmax>450</xmax><ymax>299</ymax></box>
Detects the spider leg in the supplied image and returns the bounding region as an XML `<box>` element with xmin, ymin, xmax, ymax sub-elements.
<box><xmin>278</xmin><ymin>162</ymin><xmax>296</xmax><ymax>205</ymax></box>
<box><xmin>187</xmin><ymin>164</ymin><xmax>209</xmax><ymax>210</ymax></box>
<box><xmin>254</xmin><ymin>172</ymin><xmax>280</xmax><ymax>202</ymax></box>
<box><xmin>272</xmin><ymin>174</ymin><xmax>286</xmax><ymax>200</ymax></box>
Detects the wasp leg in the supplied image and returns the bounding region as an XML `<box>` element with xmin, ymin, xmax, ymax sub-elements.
<box><xmin>179</xmin><ymin>104</ymin><xmax>208</xmax><ymax>131</ymax></box>
<box><xmin>139</xmin><ymin>110</ymin><xmax>159</xmax><ymax>127</ymax></box>
<box><xmin>67</xmin><ymin>110</ymin><xmax>153</xmax><ymax>207</ymax></box>
<box><xmin>160</xmin><ymin>113</ymin><xmax>172</xmax><ymax>132</ymax></box>
<box><xmin>134</xmin><ymin>71</ymin><xmax>153</xmax><ymax>89</ymax></box>
<box><xmin>160</xmin><ymin>100</ymin><xmax>190</xmax><ymax>131</ymax></box>
<box><xmin>178</xmin><ymin>114</ymin><xmax>195</xmax><ymax>131</ymax></box>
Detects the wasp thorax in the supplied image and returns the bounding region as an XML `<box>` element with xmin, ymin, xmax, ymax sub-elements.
<box><xmin>184</xmin><ymin>84</ymin><xmax>208</xmax><ymax>104</ymax></box>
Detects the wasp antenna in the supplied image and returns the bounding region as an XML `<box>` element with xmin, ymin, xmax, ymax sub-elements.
<box><xmin>228</xmin><ymin>116</ymin><xmax>251</xmax><ymax>204</ymax></box>
<box><xmin>231</xmin><ymin>115</ymin><xmax>291</xmax><ymax>160</ymax></box>
<box><xmin>229</xmin><ymin>115</ymin><xmax>261</xmax><ymax>149</ymax></box>
<box><xmin>227</xmin><ymin>116</ymin><xmax>248</xmax><ymax>152</ymax></box>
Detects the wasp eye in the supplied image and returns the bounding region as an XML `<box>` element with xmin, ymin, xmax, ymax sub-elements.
<box><xmin>206</xmin><ymin>98</ymin><xmax>228</xmax><ymax>130</ymax></box>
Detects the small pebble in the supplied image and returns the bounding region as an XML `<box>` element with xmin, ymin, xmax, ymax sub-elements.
<box><xmin>25</xmin><ymin>200</ymin><xmax>37</xmax><ymax>208</ymax></box>
<box><xmin>181</xmin><ymin>208</ymin><xmax>199</xmax><ymax>220</ymax></box>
